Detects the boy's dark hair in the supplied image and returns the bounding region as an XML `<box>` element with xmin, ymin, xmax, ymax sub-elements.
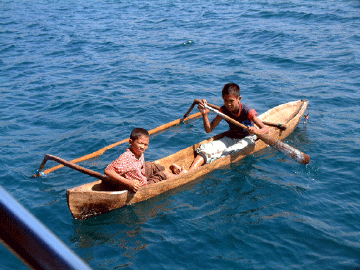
<box><xmin>222</xmin><ymin>83</ymin><xmax>240</xmax><ymax>97</ymax></box>
<box><xmin>130</xmin><ymin>128</ymin><xmax>149</xmax><ymax>141</ymax></box>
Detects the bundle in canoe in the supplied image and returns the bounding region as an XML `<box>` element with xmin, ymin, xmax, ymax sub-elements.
<box><xmin>67</xmin><ymin>99</ymin><xmax>308</xmax><ymax>220</ymax></box>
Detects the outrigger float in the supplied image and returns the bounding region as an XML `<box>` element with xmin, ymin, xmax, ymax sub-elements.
<box><xmin>35</xmin><ymin>99</ymin><xmax>309</xmax><ymax>220</ymax></box>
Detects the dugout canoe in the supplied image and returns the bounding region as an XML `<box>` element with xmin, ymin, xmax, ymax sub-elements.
<box><xmin>67</xmin><ymin>99</ymin><xmax>308</xmax><ymax>220</ymax></box>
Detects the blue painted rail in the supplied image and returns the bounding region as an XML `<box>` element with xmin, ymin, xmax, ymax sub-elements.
<box><xmin>0</xmin><ymin>186</ymin><xmax>92</xmax><ymax>270</ymax></box>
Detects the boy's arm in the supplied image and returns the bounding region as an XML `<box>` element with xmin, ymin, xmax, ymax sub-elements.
<box><xmin>198</xmin><ymin>99</ymin><xmax>222</xmax><ymax>133</ymax></box>
<box><xmin>248</xmin><ymin>115</ymin><xmax>269</xmax><ymax>134</ymax></box>
<box><xmin>104</xmin><ymin>168</ymin><xmax>141</xmax><ymax>192</ymax></box>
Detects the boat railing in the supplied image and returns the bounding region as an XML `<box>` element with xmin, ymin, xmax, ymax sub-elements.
<box><xmin>0</xmin><ymin>185</ymin><xmax>92</xmax><ymax>270</ymax></box>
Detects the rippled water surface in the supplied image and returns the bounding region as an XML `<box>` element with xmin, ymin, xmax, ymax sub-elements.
<box><xmin>1</xmin><ymin>0</ymin><xmax>360</xmax><ymax>269</ymax></box>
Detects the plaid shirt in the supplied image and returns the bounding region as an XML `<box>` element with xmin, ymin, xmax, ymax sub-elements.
<box><xmin>105</xmin><ymin>149</ymin><xmax>147</xmax><ymax>186</ymax></box>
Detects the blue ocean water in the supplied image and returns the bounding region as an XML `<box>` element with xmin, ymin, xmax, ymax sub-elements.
<box><xmin>1</xmin><ymin>0</ymin><xmax>360</xmax><ymax>269</ymax></box>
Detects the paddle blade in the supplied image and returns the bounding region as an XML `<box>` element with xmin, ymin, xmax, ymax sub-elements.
<box><xmin>256</xmin><ymin>133</ymin><xmax>310</xmax><ymax>164</ymax></box>
<box><xmin>273</xmin><ymin>140</ymin><xmax>310</xmax><ymax>164</ymax></box>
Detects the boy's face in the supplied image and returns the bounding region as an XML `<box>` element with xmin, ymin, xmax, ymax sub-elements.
<box><xmin>129</xmin><ymin>135</ymin><xmax>149</xmax><ymax>158</ymax></box>
<box><xmin>223</xmin><ymin>93</ymin><xmax>241</xmax><ymax>114</ymax></box>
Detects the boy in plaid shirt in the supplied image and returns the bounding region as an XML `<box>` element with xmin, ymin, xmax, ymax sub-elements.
<box><xmin>105</xmin><ymin>128</ymin><xmax>185</xmax><ymax>192</ymax></box>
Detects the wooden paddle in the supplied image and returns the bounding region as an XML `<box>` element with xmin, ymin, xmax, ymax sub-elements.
<box><xmin>185</xmin><ymin>99</ymin><xmax>287</xmax><ymax>130</ymax></box>
<box><xmin>203</xmin><ymin>103</ymin><xmax>310</xmax><ymax>164</ymax></box>
<box><xmin>33</xmin><ymin>111</ymin><xmax>202</xmax><ymax>178</ymax></box>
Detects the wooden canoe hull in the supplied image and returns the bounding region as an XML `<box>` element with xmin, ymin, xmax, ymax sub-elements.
<box><xmin>67</xmin><ymin>100</ymin><xmax>308</xmax><ymax>220</ymax></box>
